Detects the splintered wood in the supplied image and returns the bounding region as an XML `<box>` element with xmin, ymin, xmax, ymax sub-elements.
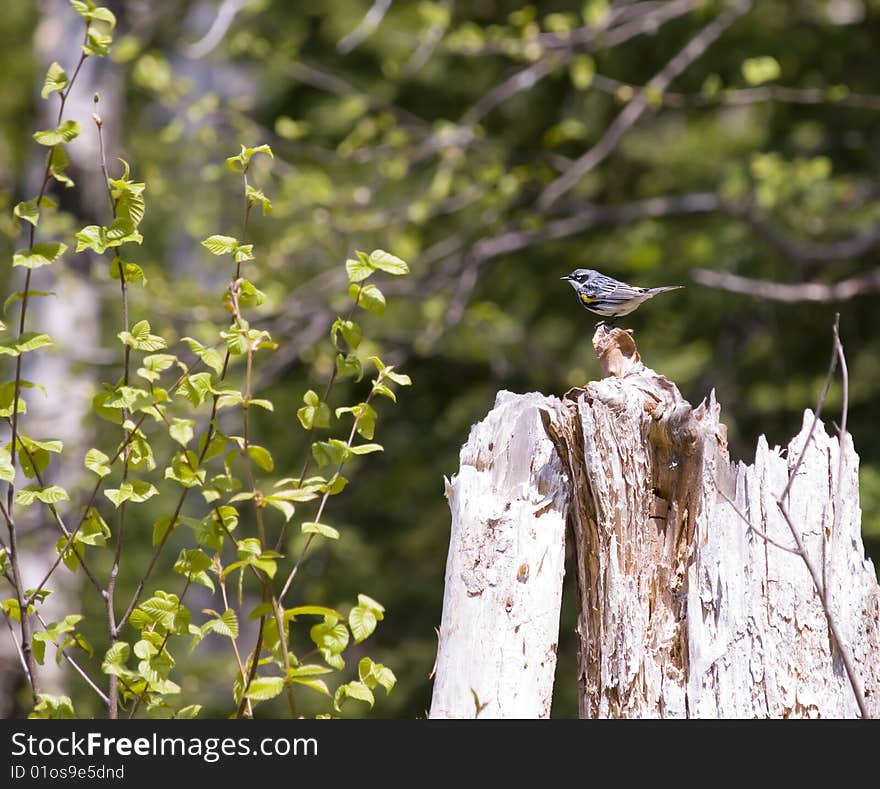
<box><xmin>429</xmin><ymin>392</ymin><xmax>570</xmax><ymax>718</ymax></box>
<box><xmin>430</xmin><ymin>326</ymin><xmax>880</xmax><ymax>718</ymax></box>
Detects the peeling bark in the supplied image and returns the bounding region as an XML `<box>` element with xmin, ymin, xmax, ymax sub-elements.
<box><xmin>432</xmin><ymin>326</ymin><xmax>880</xmax><ymax>718</ymax></box>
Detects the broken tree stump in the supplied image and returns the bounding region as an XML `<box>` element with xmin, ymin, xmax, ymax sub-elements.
<box><xmin>430</xmin><ymin>325</ymin><xmax>880</xmax><ymax>718</ymax></box>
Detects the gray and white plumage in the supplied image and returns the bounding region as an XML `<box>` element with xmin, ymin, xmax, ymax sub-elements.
<box><xmin>560</xmin><ymin>268</ymin><xmax>683</xmax><ymax>318</ymax></box>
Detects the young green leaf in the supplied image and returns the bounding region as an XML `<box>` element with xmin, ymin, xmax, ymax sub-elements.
<box><xmin>246</xmin><ymin>445</ymin><xmax>274</xmax><ymax>472</ymax></box>
<box><xmin>201</xmin><ymin>234</ymin><xmax>239</xmax><ymax>255</ymax></box>
<box><xmin>243</xmin><ymin>676</ymin><xmax>284</xmax><ymax>701</ymax></box>
<box><xmin>169</xmin><ymin>418</ymin><xmax>195</xmax><ymax>447</ymax></box>
<box><xmin>368</xmin><ymin>249</ymin><xmax>409</xmax><ymax>275</ymax></box>
<box><xmin>13</xmin><ymin>242</ymin><xmax>67</xmax><ymax>269</ymax></box>
<box><xmin>301</xmin><ymin>522</ymin><xmax>340</xmax><ymax>540</ymax></box>
<box><xmin>15</xmin><ymin>485</ymin><xmax>69</xmax><ymax>506</ymax></box>
<box><xmin>345</xmin><ymin>254</ymin><xmax>374</xmax><ymax>283</ymax></box>
<box><xmin>33</xmin><ymin>120</ymin><xmax>81</xmax><ymax>146</ymax></box>
<box><xmin>84</xmin><ymin>448</ymin><xmax>112</xmax><ymax>478</ymax></box>
<box><xmin>350</xmin><ymin>283</ymin><xmax>386</xmax><ymax>315</ymax></box>
<box><xmin>48</xmin><ymin>146</ymin><xmax>74</xmax><ymax>188</ymax></box>
<box><xmin>297</xmin><ymin>389</ymin><xmax>331</xmax><ymax>430</ymax></box>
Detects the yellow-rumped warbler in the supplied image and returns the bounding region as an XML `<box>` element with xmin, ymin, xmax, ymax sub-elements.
<box><xmin>561</xmin><ymin>268</ymin><xmax>683</xmax><ymax>321</ymax></box>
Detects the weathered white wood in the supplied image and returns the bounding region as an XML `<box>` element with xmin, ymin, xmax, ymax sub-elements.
<box><xmin>434</xmin><ymin>327</ymin><xmax>880</xmax><ymax>718</ymax></box>
<box><xmin>429</xmin><ymin>391</ymin><xmax>570</xmax><ymax>718</ymax></box>
<box><xmin>553</xmin><ymin>326</ymin><xmax>880</xmax><ymax>718</ymax></box>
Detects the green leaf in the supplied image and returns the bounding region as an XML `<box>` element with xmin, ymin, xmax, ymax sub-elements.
<box><xmin>110</xmin><ymin>257</ymin><xmax>147</xmax><ymax>286</ymax></box>
<box><xmin>335</xmin><ymin>402</ymin><xmax>377</xmax><ymax>440</ymax></box>
<box><xmin>41</xmin><ymin>62</ymin><xmax>69</xmax><ymax>99</ymax></box>
<box><xmin>48</xmin><ymin>146</ymin><xmax>74</xmax><ymax>188</ymax></box>
<box><xmin>226</xmin><ymin>143</ymin><xmax>274</xmax><ymax>172</ymax></box>
<box><xmin>118</xmin><ymin>319</ymin><xmax>167</xmax><ymax>352</ymax></box>
<box><xmin>153</xmin><ymin>516</ymin><xmax>173</xmax><ymax>546</ymax></box>
<box><xmin>345</xmin><ymin>254</ymin><xmax>374</xmax><ymax>283</ymax></box>
<box><xmin>368</xmin><ymin>249</ymin><xmax>409</xmax><ymax>275</ymax></box>
<box><xmin>201</xmin><ymin>234</ymin><xmax>239</xmax><ymax>255</ymax></box>
<box><xmin>348</xmin><ymin>605</ymin><xmax>377</xmax><ymax>643</ymax></box>
<box><xmin>169</xmin><ymin>418</ymin><xmax>195</xmax><ymax>447</ymax></box>
<box><xmin>164</xmin><ymin>450</ymin><xmax>206</xmax><ymax>488</ymax></box>
<box><xmin>742</xmin><ymin>56</ymin><xmax>781</xmax><ymax>86</ymax></box>
<box><xmin>244</xmin><ymin>676</ymin><xmax>284</xmax><ymax>701</ymax></box>
<box><xmin>263</xmin><ymin>495</ymin><xmax>295</xmax><ymax>522</ymax></box>
<box><xmin>4</xmin><ymin>290</ymin><xmax>54</xmax><ymax>315</ymax></box>
<box><xmin>334</xmin><ymin>680</ymin><xmax>374</xmax><ymax>710</ymax></box>
<box><xmin>104</xmin><ymin>479</ymin><xmax>158</xmax><ymax>507</ymax></box>
<box><xmin>175</xmin><ymin>704</ymin><xmax>202</xmax><ymax>719</ymax></box>
<box><xmin>570</xmin><ymin>54</ymin><xmax>595</xmax><ymax>90</ymax></box>
<box><xmin>351</xmin><ymin>283</ymin><xmax>386</xmax><ymax>315</ymax></box>
<box><xmin>0</xmin><ymin>332</ymin><xmax>55</xmax><ymax>357</ymax></box>
<box><xmin>102</xmin><ymin>641</ymin><xmax>130</xmax><ymax>675</ymax></box>
<box><xmin>246</xmin><ymin>185</ymin><xmax>272</xmax><ymax>215</ymax></box>
<box><xmin>386</xmin><ymin>369</ymin><xmax>412</xmax><ymax>386</ymax></box>
<box><xmin>310</xmin><ymin>616</ymin><xmax>349</xmax><ymax>670</ymax></box>
<box><xmin>29</xmin><ymin>694</ymin><xmax>76</xmax><ymax>719</ymax></box>
<box><xmin>236</xmin><ymin>279</ymin><xmax>264</xmax><ymax>306</ymax></box>
<box><xmin>247</xmin><ymin>444</ymin><xmax>274</xmax><ymax>471</ymax></box>
<box><xmin>301</xmin><ymin>521</ymin><xmax>340</xmax><ymax>540</ymax></box>
<box><xmin>203</xmin><ymin>608</ymin><xmax>239</xmax><ymax>639</ymax></box>
<box><xmin>234</xmin><ymin>244</ymin><xmax>254</xmax><ymax>264</ymax></box>
<box><xmin>13</xmin><ymin>242</ymin><xmax>67</xmax><ymax>269</ymax></box>
<box><xmin>75</xmin><ymin>225</ymin><xmax>108</xmax><ymax>253</ymax></box>
<box><xmin>15</xmin><ymin>485</ymin><xmax>69</xmax><ymax>506</ymax></box>
<box><xmin>173</xmin><ymin>549</ymin><xmax>214</xmax><ymax>591</ymax></box>
<box><xmin>311</xmin><ymin>439</ymin><xmax>351</xmax><ymax>468</ymax></box>
<box><xmin>358</xmin><ymin>657</ymin><xmax>396</xmax><ymax>693</ymax></box>
<box><xmin>14</xmin><ymin>198</ymin><xmax>53</xmax><ymax>232</ymax></box>
<box><xmin>84</xmin><ymin>448</ymin><xmax>111</xmax><ymax>477</ymax></box>
<box><xmin>182</xmin><ymin>337</ymin><xmax>225</xmax><ymax>375</ymax></box>
<box><xmin>297</xmin><ymin>389</ymin><xmax>331</xmax><ymax>430</ymax></box>
<box><xmin>33</xmin><ymin>120</ymin><xmax>81</xmax><ymax>146</ymax></box>
<box><xmin>0</xmin><ymin>447</ymin><xmax>14</xmax><ymax>484</ymax></box>
<box><xmin>371</xmin><ymin>382</ymin><xmax>396</xmax><ymax>402</ymax></box>
<box><xmin>288</xmin><ymin>676</ymin><xmax>331</xmax><ymax>697</ymax></box>
<box><xmin>335</xmin><ymin>352</ymin><xmax>363</xmax><ymax>382</ymax></box>
<box><xmin>349</xmin><ymin>443</ymin><xmax>383</xmax><ymax>456</ymax></box>
<box><xmin>284</xmin><ymin>605</ymin><xmax>343</xmax><ymax>621</ymax></box>
<box><xmin>330</xmin><ymin>318</ymin><xmax>361</xmax><ymax>350</ymax></box>
<box><xmin>71</xmin><ymin>1</ymin><xmax>117</xmax><ymax>28</ymax></box>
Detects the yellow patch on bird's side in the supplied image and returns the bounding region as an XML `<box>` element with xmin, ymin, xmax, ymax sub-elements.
<box><xmin>579</xmin><ymin>292</ymin><xmax>597</xmax><ymax>304</ymax></box>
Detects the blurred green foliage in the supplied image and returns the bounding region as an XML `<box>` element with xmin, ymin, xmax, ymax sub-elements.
<box><xmin>4</xmin><ymin>0</ymin><xmax>880</xmax><ymax>717</ymax></box>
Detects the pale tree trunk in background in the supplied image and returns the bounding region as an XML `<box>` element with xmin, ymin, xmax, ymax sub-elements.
<box><xmin>0</xmin><ymin>0</ymin><xmax>116</xmax><ymax>713</ymax></box>
<box><xmin>431</xmin><ymin>327</ymin><xmax>880</xmax><ymax>718</ymax></box>
<box><xmin>429</xmin><ymin>392</ymin><xmax>570</xmax><ymax>718</ymax></box>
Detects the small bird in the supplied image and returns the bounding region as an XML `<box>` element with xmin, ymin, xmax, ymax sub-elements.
<box><xmin>561</xmin><ymin>268</ymin><xmax>683</xmax><ymax>323</ymax></box>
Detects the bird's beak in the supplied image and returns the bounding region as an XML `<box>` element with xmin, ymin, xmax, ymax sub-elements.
<box><xmin>560</xmin><ymin>275</ymin><xmax>571</xmax><ymax>281</ymax></box>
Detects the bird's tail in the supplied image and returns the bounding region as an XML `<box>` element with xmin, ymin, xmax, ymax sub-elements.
<box><xmin>643</xmin><ymin>285</ymin><xmax>684</xmax><ymax>296</ymax></box>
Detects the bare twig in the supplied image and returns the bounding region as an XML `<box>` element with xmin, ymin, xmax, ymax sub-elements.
<box><xmin>693</xmin><ymin>268</ymin><xmax>880</xmax><ymax>303</ymax></box>
<box><xmin>337</xmin><ymin>0</ymin><xmax>392</xmax><ymax>54</ymax></box>
<box><xmin>537</xmin><ymin>2</ymin><xmax>752</xmax><ymax>210</ymax></box>
<box><xmin>590</xmin><ymin>72</ymin><xmax>880</xmax><ymax>110</ymax></box>
<box><xmin>183</xmin><ymin>0</ymin><xmax>248</xmax><ymax>59</ymax></box>
<box><xmin>718</xmin><ymin>315</ymin><xmax>868</xmax><ymax>717</ymax></box>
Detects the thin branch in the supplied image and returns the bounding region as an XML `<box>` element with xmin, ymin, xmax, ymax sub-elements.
<box><xmin>590</xmin><ymin>72</ymin><xmax>880</xmax><ymax>111</ymax></box>
<box><xmin>773</xmin><ymin>314</ymin><xmax>867</xmax><ymax>717</ymax></box>
<box><xmin>33</xmin><ymin>610</ymin><xmax>110</xmax><ymax>708</ymax></box>
<box><xmin>403</xmin><ymin>0</ymin><xmax>452</xmax><ymax>75</ymax></box>
<box><xmin>692</xmin><ymin>268</ymin><xmax>880</xmax><ymax>303</ymax></box>
<box><xmin>337</xmin><ymin>0</ymin><xmax>392</xmax><ymax>54</ymax></box>
<box><xmin>183</xmin><ymin>0</ymin><xmax>248</xmax><ymax>59</ymax></box>
<box><xmin>776</xmin><ymin>499</ymin><xmax>868</xmax><ymax>718</ymax></box>
<box><xmin>537</xmin><ymin>2</ymin><xmax>752</xmax><ymax>211</ymax></box>
<box><xmin>720</xmin><ymin>491</ymin><xmax>801</xmax><ymax>555</ymax></box>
